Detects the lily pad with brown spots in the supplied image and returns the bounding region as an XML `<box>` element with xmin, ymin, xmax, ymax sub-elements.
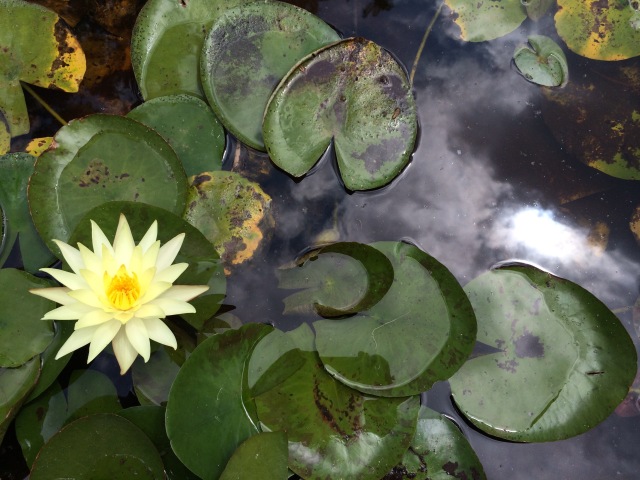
<box><xmin>443</xmin><ymin>0</ymin><xmax>527</xmax><ymax>42</ymax></box>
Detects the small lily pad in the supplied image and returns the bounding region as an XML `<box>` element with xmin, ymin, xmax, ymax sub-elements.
<box><xmin>166</xmin><ymin>323</ymin><xmax>273</xmax><ymax>480</ymax></box>
<box><xmin>0</xmin><ymin>0</ymin><xmax>85</xmax><ymax>137</ymax></box>
<box><xmin>555</xmin><ymin>0</ymin><xmax>640</xmax><ymax>60</ymax></box>
<box><xmin>263</xmin><ymin>37</ymin><xmax>417</xmax><ymax>191</ymax></box>
<box><xmin>219</xmin><ymin>431</ymin><xmax>288</xmax><ymax>480</ymax></box>
<box><xmin>514</xmin><ymin>35</ymin><xmax>569</xmax><ymax>87</ymax></box>
<box><xmin>126</xmin><ymin>95</ymin><xmax>225</xmax><ymax>176</ymax></box>
<box><xmin>255</xmin><ymin>324</ymin><xmax>420</xmax><ymax>480</ymax></box>
<box><xmin>0</xmin><ymin>357</ymin><xmax>40</xmax><ymax>444</ymax></box>
<box><xmin>443</xmin><ymin>0</ymin><xmax>526</xmax><ymax>42</ymax></box>
<box><xmin>184</xmin><ymin>171</ymin><xmax>274</xmax><ymax>270</ymax></box>
<box><xmin>200</xmin><ymin>0</ymin><xmax>339</xmax><ymax>150</ymax></box>
<box><xmin>30</xmin><ymin>413</ymin><xmax>165</xmax><ymax>479</ymax></box>
<box><xmin>314</xmin><ymin>241</ymin><xmax>477</xmax><ymax>397</ymax></box>
<box><xmin>278</xmin><ymin>242</ymin><xmax>394</xmax><ymax>317</ymax></box>
<box><xmin>29</xmin><ymin>114</ymin><xmax>188</xmax><ymax>256</ymax></box>
<box><xmin>450</xmin><ymin>264</ymin><xmax>637</xmax><ymax>442</ymax></box>
<box><xmin>0</xmin><ymin>153</ymin><xmax>56</xmax><ymax>272</ymax></box>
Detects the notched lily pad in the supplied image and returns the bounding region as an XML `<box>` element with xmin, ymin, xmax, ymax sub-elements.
<box><xmin>450</xmin><ymin>263</ymin><xmax>637</xmax><ymax>442</ymax></box>
<box><xmin>201</xmin><ymin>0</ymin><xmax>339</xmax><ymax>150</ymax></box>
<box><xmin>0</xmin><ymin>0</ymin><xmax>86</xmax><ymax>137</ymax></box>
<box><xmin>278</xmin><ymin>242</ymin><xmax>394</xmax><ymax>317</ymax></box>
<box><xmin>263</xmin><ymin>37</ymin><xmax>417</xmax><ymax>191</ymax></box>
<box><xmin>514</xmin><ymin>35</ymin><xmax>569</xmax><ymax>87</ymax></box>
<box><xmin>444</xmin><ymin>0</ymin><xmax>527</xmax><ymax>42</ymax></box>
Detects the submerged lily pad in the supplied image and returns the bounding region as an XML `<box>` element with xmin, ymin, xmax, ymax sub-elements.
<box><xmin>278</xmin><ymin>242</ymin><xmax>394</xmax><ymax>317</ymax></box>
<box><xmin>28</xmin><ymin>114</ymin><xmax>188</xmax><ymax>256</ymax></box>
<box><xmin>514</xmin><ymin>35</ymin><xmax>569</xmax><ymax>87</ymax></box>
<box><xmin>166</xmin><ymin>323</ymin><xmax>273</xmax><ymax>480</ymax></box>
<box><xmin>263</xmin><ymin>37</ymin><xmax>417</xmax><ymax>191</ymax></box>
<box><xmin>200</xmin><ymin>1</ymin><xmax>339</xmax><ymax>150</ymax></box>
<box><xmin>0</xmin><ymin>357</ymin><xmax>40</xmax><ymax>444</ymax></box>
<box><xmin>255</xmin><ymin>324</ymin><xmax>420</xmax><ymax>480</ymax></box>
<box><xmin>131</xmin><ymin>0</ymin><xmax>252</xmax><ymax>100</ymax></box>
<box><xmin>126</xmin><ymin>95</ymin><xmax>225</xmax><ymax>176</ymax></box>
<box><xmin>555</xmin><ymin>0</ymin><xmax>640</xmax><ymax>60</ymax></box>
<box><xmin>443</xmin><ymin>0</ymin><xmax>526</xmax><ymax>42</ymax></box>
<box><xmin>132</xmin><ymin>346</ymin><xmax>181</xmax><ymax>406</ymax></box>
<box><xmin>450</xmin><ymin>264</ymin><xmax>637</xmax><ymax>442</ymax></box>
<box><xmin>523</xmin><ymin>0</ymin><xmax>554</xmax><ymax>21</ymax></box>
<box><xmin>0</xmin><ymin>0</ymin><xmax>85</xmax><ymax>137</ymax></box>
<box><xmin>30</xmin><ymin>413</ymin><xmax>165</xmax><ymax>479</ymax></box>
<box><xmin>0</xmin><ymin>153</ymin><xmax>55</xmax><ymax>272</ymax></box>
<box><xmin>219</xmin><ymin>431</ymin><xmax>288</xmax><ymax>480</ymax></box>
<box><xmin>184</xmin><ymin>171</ymin><xmax>274</xmax><ymax>270</ymax></box>
<box><xmin>314</xmin><ymin>242</ymin><xmax>477</xmax><ymax>397</ymax></box>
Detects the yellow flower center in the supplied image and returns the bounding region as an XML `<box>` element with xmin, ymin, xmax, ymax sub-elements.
<box><xmin>105</xmin><ymin>265</ymin><xmax>141</xmax><ymax>310</ymax></box>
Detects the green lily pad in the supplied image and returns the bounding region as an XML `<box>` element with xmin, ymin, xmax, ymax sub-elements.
<box><xmin>555</xmin><ymin>0</ymin><xmax>640</xmax><ymax>60</ymax></box>
<box><xmin>15</xmin><ymin>369</ymin><xmax>121</xmax><ymax>467</ymax></box>
<box><xmin>0</xmin><ymin>0</ymin><xmax>85</xmax><ymax>137</ymax></box>
<box><xmin>523</xmin><ymin>0</ymin><xmax>554</xmax><ymax>21</ymax></box>
<box><xmin>255</xmin><ymin>324</ymin><xmax>420</xmax><ymax>480</ymax></box>
<box><xmin>126</xmin><ymin>95</ymin><xmax>225</xmax><ymax>176</ymax></box>
<box><xmin>69</xmin><ymin>201</ymin><xmax>226</xmax><ymax>326</ymax></box>
<box><xmin>132</xmin><ymin>346</ymin><xmax>181</xmax><ymax>406</ymax></box>
<box><xmin>0</xmin><ymin>153</ymin><xmax>56</xmax><ymax>272</ymax></box>
<box><xmin>449</xmin><ymin>264</ymin><xmax>638</xmax><ymax>442</ymax></box>
<box><xmin>184</xmin><ymin>171</ymin><xmax>274</xmax><ymax>270</ymax></box>
<box><xmin>166</xmin><ymin>323</ymin><xmax>273</xmax><ymax>480</ymax></box>
<box><xmin>200</xmin><ymin>1</ymin><xmax>339</xmax><ymax>150</ymax></box>
<box><xmin>220</xmin><ymin>431</ymin><xmax>289</xmax><ymax>480</ymax></box>
<box><xmin>386</xmin><ymin>406</ymin><xmax>486</xmax><ymax>479</ymax></box>
<box><xmin>263</xmin><ymin>37</ymin><xmax>417</xmax><ymax>191</ymax></box>
<box><xmin>278</xmin><ymin>242</ymin><xmax>394</xmax><ymax>317</ymax></box>
<box><xmin>314</xmin><ymin>241</ymin><xmax>477</xmax><ymax>397</ymax></box>
<box><xmin>443</xmin><ymin>0</ymin><xmax>526</xmax><ymax>42</ymax></box>
<box><xmin>131</xmin><ymin>0</ymin><xmax>252</xmax><ymax>100</ymax></box>
<box><xmin>514</xmin><ymin>35</ymin><xmax>569</xmax><ymax>87</ymax></box>
<box><xmin>28</xmin><ymin>114</ymin><xmax>188</xmax><ymax>256</ymax></box>
<box><xmin>30</xmin><ymin>413</ymin><xmax>165</xmax><ymax>479</ymax></box>
<box><xmin>0</xmin><ymin>357</ymin><xmax>40</xmax><ymax>444</ymax></box>
<box><xmin>0</xmin><ymin>269</ymin><xmax>55</xmax><ymax>367</ymax></box>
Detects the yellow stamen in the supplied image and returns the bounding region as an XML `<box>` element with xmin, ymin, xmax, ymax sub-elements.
<box><xmin>105</xmin><ymin>265</ymin><xmax>141</xmax><ymax>311</ymax></box>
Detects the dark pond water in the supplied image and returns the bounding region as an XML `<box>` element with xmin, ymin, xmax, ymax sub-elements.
<box><xmin>2</xmin><ymin>0</ymin><xmax>640</xmax><ymax>478</ymax></box>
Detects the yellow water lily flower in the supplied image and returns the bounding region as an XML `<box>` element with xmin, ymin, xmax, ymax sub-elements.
<box><xmin>30</xmin><ymin>214</ymin><xmax>209</xmax><ymax>374</ymax></box>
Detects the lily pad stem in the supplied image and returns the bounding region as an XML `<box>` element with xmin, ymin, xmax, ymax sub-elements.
<box><xmin>22</xmin><ymin>83</ymin><xmax>68</xmax><ymax>127</ymax></box>
<box><xmin>409</xmin><ymin>2</ymin><xmax>443</xmax><ymax>86</ymax></box>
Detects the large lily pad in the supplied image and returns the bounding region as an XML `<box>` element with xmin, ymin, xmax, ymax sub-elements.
<box><xmin>263</xmin><ymin>37</ymin><xmax>417</xmax><ymax>191</ymax></box>
<box><xmin>200</xmin><ymin>1</ymin><xmax>339</xmax><ymax>150</ymax></box>
<box><xmin>277</xmin><ymin>242</ymin><xmax>394</xmax><ymax>317</ymax></box>
<box><xmin>166</xmin><ymin>323</ymin><xmax>273</xmax><ymax>480</ymax></box>
<box><xmin>28</xmin><ymin>114</ymin><xmax>188</xmax><ymax>256</ymax></box>
<box><xmin>0</xmin><ymin>357</ymin><xmax>40</xmax><ymax>444</ymax></box>
<box><xmin>0</xmin><ymin>269</ymin><xmax>55</xmax><ymax>367</ymax></box>
<box><xmin>126</xmin><ymin>94</ymin><xmax>226</xmax><ymax>176</ymax></box>
<box><xmin>555</xmin><ymin>0</ymin><xmax>640</xmax><ymax>60</ymax></box>
<box><xmin>443</xmin><ymin>0</ymin><xmax>527</xmax><ymax>42</ymax></box>
<box><xmin>0</xmin><ymin>153</ymin><xmax>55</xmax><ymax>272</ymax></box>
<box><xmin>0</xmin><ymin>0</ymin><xmax>85</xmax><ymax>137</ymax></box>
<box><xmin>255</xmin><ymin>324</ymin><xmax>420</xmax><ymax>480</ymax></box>
<box><xmin>314</xmin><ymin>241</ymin><xmax>477</xmax><ymax>397</ymax></box>
<box><xmin>219</xmin><ymin>431</ymin><xmax>289</xmax><ymax>480</ymax></box>
<box><xmin>184</xmin><ymin>171</ymin><xmax>274</xmax><ymax>270</ymax></box>
<box><xmin>131</xmin><ymin>0</ymin><xmax>252</xmax><ymax>100</ymax></box>
<box><xmin>30</xmin><ymin>413</ymin><xmax>165</xmax><ymax>479</ymax></box>
<box><xmin>449</xmin><ymin>264</ymin><xmax>637</xmax><ymax>442</ymax></box>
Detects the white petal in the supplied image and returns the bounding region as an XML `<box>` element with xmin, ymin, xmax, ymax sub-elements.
<box><xmin>67</xmin><ymin>289</ymin><xmax>104</xmax><ymax>308</ymax></box>
<box><xmin>125</xmin><ymin>317</ymin><xmax>150</xmax><ymax>362</ymax></box>
<box><xmin>53</xmin><ymin>240</ymin><xmax>84</xmax><ymax>274</ymax></box>
<box><xmin>91</xmin><ymin>219</ymin><xmax>113</xmax><ymax>257</ymax></box>
<box><xmin>153</xmin><ymin>263</ymin><xmax>188</xmax><ymax>284</ymax></box>
<box><xmin>138</xmin><ymin>220</ymin><xmax>158</xmax><ymax>253</ymax></box>
<box><xmin>141</xmin><ymin>241</ymin><xmax>160</xmax><ymax>272</ymax></box>
<box><xmin>75</xmin><ymin>309</ymin><xmax>115</xmax><ymax>329</ymax></box>
<box><xmin>143</xmin><ymin>318</ymin><xmax>177</xmax><ymax>349</ymax></box>
<box><xmin>113</xmin><ymin>214</ymin><xmax>135</xmax><ymax>266</ymax></box>
<box><xmin>139</xmin><ymin>281</ymin><xmax>172</xmax><ymax>304</ymax></box>
<box><xmin>87</xmin><ymin>320</ymin><xmax>121</xmax><ymax>362</ymax></box>
<box><xmin>40</xmin><ymin>268</ymin><xmax>87</xmax><ymax>290</ymax></box>
<box><xmin>134</xmin><ymin>304</ymin><xmax>165</xmax><ymax>319</ymax></box>
<box><xmin>147</xmin><ymin>297</ymin><xmax>196</xmax><ymax>316</ymax></box>
<box><xmin>112</xmin><ymin>329</ymin><xmax>138</xmax><ymax>375</ymax></box>
<box><xmin>156</xmin><ymin>233</ymin><xmax>185</xmax><ymax>271</ymax></box>
<box><xmin>78</xmin><ymin>243</ymin><xmax>102</xmax><ymax>274</ymax></box>
<box><xmin>160</xmin><ymin>284</ymin><xmax>210</xmax><ymax>302</ymax></box>
<box><xmin>55</xmin><ymin>325</ymin><xmax>99</xmax><ymax>359</ymax></box>
<box><xmin>30</xmin><ymin>287</ymin><xmax>74</xmax><ymax>305</ymax></box>
<box><xmin>42</xmin><ymin>303</ymin><xmax>94</xmax><ymax>320</ymax></box>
